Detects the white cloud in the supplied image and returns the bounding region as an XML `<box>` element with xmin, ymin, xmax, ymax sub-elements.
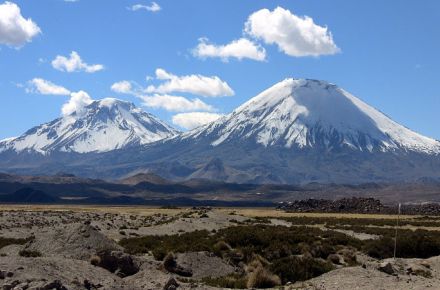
<box><xmin>140</xmin><ymin>94</ymin><xmax>214</xmax><ymax>112</ymax></box>
<box><xmin>51</xmin><ymin>51</ymin><xmax>104</xmax><ymax>73</ymax></box>
<box><xmin>172</xmin><ymin>112</ymin><xmax>224</xmax><ymax>130</ymax></box>
<box><xmin>0</xmin><ymin>2</ymin><xmax>41</xmax><ymax>47</ymax></box>
<box><xmin>244</xmin><ymin>7</ymin><xmax>340</xmax><ymax>57</ymax></box>
<box><xmin>193</xmin><ymin>37</ymin><xmax>266</xmax><ymax>62</ymax></box>
<box><xmin>25</xmin><ymin>77</ymin><xmax>93</xmax><ymax>117</ymax></box>
<box><xmin>146</xmin><ymin>68</ymin><xmax>234</xmax><ymax>97</ymax></box>
<box><xmin>61</xmin><ymin>90</ymin><xmax>93</xmax><ymax>116</ymax></box>
<box><xmin>128</xmin><ymin>2</ymin><xmax>161</xmax><ymax>12</ymax></box>
<box><xmin>27</xmin><ymin>78</ymin><xmax>71</xmax><ymax>95</ymax></box>
<box><xmin>111</xmin><ymin>80</ymin><xmax>133</xmax><ymax>94</ymax></box>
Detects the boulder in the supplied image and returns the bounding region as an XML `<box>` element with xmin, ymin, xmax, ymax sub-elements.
<box><xmin>94</xmin><ymin>250</ymin><xmax>139</xmax><ymax>277</ymax></box>
<box><xmin>163</xmin><ymin>277</ymin><xmax>179</xmax><ymax>290</ymax></box>
<box><xmin>378</xmin><ymin>262</ymin><xmax>396</xmax><ymax>275</ymax></box>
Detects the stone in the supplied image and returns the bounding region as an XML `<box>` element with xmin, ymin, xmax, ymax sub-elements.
<box><xmin>378</xmin><ymin>262</ymin><xmax>396</xmax><ymax>275</ymax></box>
<box><xmin>163</xmin><ymin>278</ymin><xmax>179</xmax><ymax>290</ymax></box>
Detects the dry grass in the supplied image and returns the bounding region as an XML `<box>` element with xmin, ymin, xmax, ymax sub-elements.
<box><xmin>0</xmin><ymin>204</ymin><xmax>184</xmax><ymax>217</ymax></box>
<box><xmin>0</xmin><ymin>205</ymin><xmax>428</xmax><ymax>220</ymax></box>
<box><xmin>217</xmin><ymin>208</ymin><xmax>420</xmax><ymax>220</ymax></box>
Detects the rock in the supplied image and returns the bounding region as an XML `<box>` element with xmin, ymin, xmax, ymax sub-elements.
<box><xmin>94</xmin><ymin>250</ymin><xmax>139</xmax><ymax>277</ymax></box>
<box><xmin>163</xmin><ymin>277</ymin><xmax>179</xmax><ymax>290</ymax></box>
<box><xmin>163</xmin><ymin>253</ymin><xmax>193</xmax><ymax>277</ymax></box>
<box><xmin>378</xmin><ymin>262</ymin><xmax>396</xmax><ymax>275</ymax></box>
<box><xmin>39</xmin><ymin>280</ymin><xmax>68</xmax><ymax>290</ymax></box>
<box><xmin>420</xmin><ymin>260</ymin><xmax>431</xmax><ymax>269</ymax></box>
<box><xmin>175</xmin><ymin>252</ymin><xmax>235</xmax><ymax>279</ymax></box>
<box><xmin>0</xmin><ymin>270</ymin><xmax>14</xmax><ymax>279</ymax></box>
<box><xmin>2</xmin><ymin>280</ymin><xmax>20</xmax><ymax>290</ymax></box>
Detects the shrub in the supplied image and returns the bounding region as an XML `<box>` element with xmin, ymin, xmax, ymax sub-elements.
<box><xmin>202</xmin><ymin>274</ymin><xmax>247</xmax><ymax>289</ymax></box>
<box><xmin>19</xmin><ymin>249</ymin><xmax>42</xmax><ymax>257</ymax></box>
<box><xmin>363</xmin><ymin>237</ymin><xmax>394</xmax><ymax>259</ymax></box>
<box><xmin>363</xmin><ymin>230</ymin><xmax>440</xmax><ymax>259</ymax></box>
<box><xmin>152</xmin><ymin>247</ymin><xmax>167</xmax><ymax>261</ymax></box>
<box><xmin>90</xmin><ymin>255</ymin><xmax>101</xmax><ymax>266</ymax></box>
<box><xmin>213</xmin><ymin>240</ymin><xmax>232</xmax><ymax>256</ymax></box>
<box><xmin>0</xmin><ymin>236</ymin><xmax>33</xmax><ymax>249</ymax></box>
<box><xmin>271</xmin><ymin>256</ymin><xmax>333</xmax><ymax>284</ymax></box>
<box><xmin>247</xmin><ymin>266</ymin><xmax>281</xmax><ymax>288</ymax></box>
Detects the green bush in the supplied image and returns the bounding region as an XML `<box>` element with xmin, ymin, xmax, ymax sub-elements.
<box><xmin>363</xmin><ymin>230</ymin><xmax>440</xmax><ymax>259</ymax></box>
<box><xmin>202</xmin><ymin>274</ymin><xmax>247</xmax><ymax>289</ymax></box>
<box><xmin>0</xmin><ymin>236</ymin><xmax>32</xmax><ymax>249</ymax></box>
<box><xmin>19</xmin><ymin>249</ymin><xmax>42</xmax><ymax>257</ymax></box>
<box><xmin>271</xmin><ymin>256</ymin><xmax>333</xmax><ymax>284</ymax></box>
<box><xmin>247</xmin><ymin>266</ymin><xmax>281</xmax><ymax>288</ymax></box>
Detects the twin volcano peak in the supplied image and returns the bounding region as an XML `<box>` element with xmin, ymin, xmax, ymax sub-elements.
<box><xmin>0</xmin><ymin>78</ymin><xmax>439</xmax><ymax>183</ymax></box>
<box><xmin>1</xmin><ymin>78</ymin><xmax>439</xmax><ymax>157</ymax></box>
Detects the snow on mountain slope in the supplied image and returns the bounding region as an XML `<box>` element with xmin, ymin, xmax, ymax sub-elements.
<box><xmin>182</xmin><ymin>79</ymin><xmax>440</xmax><ymax>154</ymax></box>
<box><xmin>0</xmin><ymin>98</ymin><xmax>179</xmax><ymax>154</ymax></box>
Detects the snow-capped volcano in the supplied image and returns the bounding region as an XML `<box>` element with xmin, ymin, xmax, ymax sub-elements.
<box><xmin>1</xmin><ymin>78</ymin><xmax>439</xmax><ymax>184</ymax></box>
<box><xmin>183</xmin><ymin>78</ymin><xmax>440</xmax><ymax>154</ymax></box>
<box><xmin>0</xmin><ymin>98</ymin><xmax>179</xmax><ymax>154</ymax></box>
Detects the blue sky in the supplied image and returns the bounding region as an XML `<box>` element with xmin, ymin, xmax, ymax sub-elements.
<box><xmin>0</xmin><ymin>0</ymin><xmax>439</xmax><ymax>139</ymax></box>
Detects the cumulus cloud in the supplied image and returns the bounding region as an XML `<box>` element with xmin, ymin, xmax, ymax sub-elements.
<box><xmin>172</xmin><ymin>112</ymin><xmax>223</xmax><ymax>130</ymax></box>
<box><xmin>128</xmin><ymin>2</ymin><xmax>161</xmax><ymax>12</ymax></box>
<box><xmin>192</xmin><ymin>37</ymin><xmax>266</xmax><ymax>62</ymax></box>
<box><xmin>27</xmin><ymin>78</ymin><xmax>71</xmax><ymax>95</ymax></box>
<box><xmin>51</xmin><ymin>51</ymin><xmax>104</xmax><ymax>73</ymax></box>
<box><xmin>61</xmin><ymin>90</ymin><xmax>93</xmax><ymax>116</ymax></box>
<box><xmin>111</xmin><ymin>80</ymin><xmax>133</xmax><ymax>94</ymax></box>
<box><xmin>244</xmin><ymin>7</ymin><xmax>340</xmax><ymax>57</ymax></box>
<box><xmin>25</xmin><ymin>78</ymin><xmax>93</xmax><ymax>117</ymax></box>
<box><xmin>0</xmin><ymin>2</ymin><xmax>41</xmax><ymax>47</ymax></box>
<box><xmin>146</xmin><ymin>68</ymin><xmax>234</xmax><ymax>97</ymax></box>
<box><xmin>140</xmin><ymin>94</ymin><xmax>214</xmax><ymax>112</ymax></box>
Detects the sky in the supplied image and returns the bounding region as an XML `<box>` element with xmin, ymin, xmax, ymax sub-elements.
<box><xmin>0</xmin><ymin>0</ymin><xmax>439</xmax><ymax>140</ymax></box>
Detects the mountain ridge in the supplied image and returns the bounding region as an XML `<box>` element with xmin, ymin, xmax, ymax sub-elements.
<box><xmin>0</xmin><ymin>78</ymin><xmax>439</xmax><ymax>184</ymax></box>
<box><xmin>0</xmin><ymin>98</ymin><xmax>179</xmax><ymax>154</ymax></box>
<box><xmin>180</xmin><ymin>78</ymin><xmax>440</xmax><ymax>154</ymax></box>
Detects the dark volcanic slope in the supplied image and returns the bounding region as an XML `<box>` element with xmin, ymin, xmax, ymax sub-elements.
<box><xmin>1</xmin><ymin>173</ymin><xmax>440</xmax><ymax>204</ymax></box>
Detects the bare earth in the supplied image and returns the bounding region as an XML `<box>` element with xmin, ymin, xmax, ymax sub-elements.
<box><xmin>0</xmin><ymin>205</ymin><xmax>439</xmax><ymax>289</ymax></box>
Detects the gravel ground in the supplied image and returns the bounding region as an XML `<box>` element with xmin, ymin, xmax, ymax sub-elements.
<box><xmin>1</xmin><ymin>207</ymin><xmax>440</xmax><ymax>290</ymax></box>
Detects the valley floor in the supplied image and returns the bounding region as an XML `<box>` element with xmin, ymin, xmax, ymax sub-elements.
<box><xmin>0</xmin><ymin>205</ymin><xmax>440</xmax><ymax>289</ymax></box>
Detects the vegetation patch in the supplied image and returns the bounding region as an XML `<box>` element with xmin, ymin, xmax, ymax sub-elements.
<box><xmin>19</xmin><ymin>249</ymin><xmax>42</xmax><ymax>257</ymax></box>
<box><xmin>363</xmin><ymin>229</ymin><xmax>440</xmax><ymax>259</ymax></box>
<box><xmin>0</xmin><ymin>236</ymin><xmax>33</xmax><ymax>250</ymax></box>
<box><xmin>120</xmin><ymin>220</ymin><xmax>440</xmax><ymax>287</ymax></box>
<box><xmin>120</xmin><ymin>225</ymin><xmax>360</xmax><ymax>287</ymax></box>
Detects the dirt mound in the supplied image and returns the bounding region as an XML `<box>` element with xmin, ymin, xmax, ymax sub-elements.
<box><xmin>0</xmin><ymin>256</ymin><xmax>127</xmax><ymax>289</ymax></box>
<box><xmin>24</xmin><ymin>222</ymin><xmax>122</xmax><ymax>260</ymax></box>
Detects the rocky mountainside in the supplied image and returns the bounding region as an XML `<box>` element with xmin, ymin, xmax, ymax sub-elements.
<box><xmin>0</xmin><ymin>98</ymin><xmax>178</xmax><ymax>154</ymax></box>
